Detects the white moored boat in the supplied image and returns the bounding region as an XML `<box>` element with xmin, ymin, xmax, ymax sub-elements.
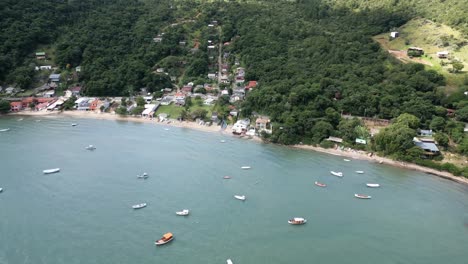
<box><xmin>288</xmin><ymin>217</ymin><xmax>307</xmax><ymax>225</ymax></box>
<box><xmin>227</xmin><ymin>259</ymin><xmax>234</xmax><ymax>264</ymax></box>
<box><xmin>330</xmin><ymin>171</ymin><xmax>343</xmax><ymax>177</ymax></box>
<box><xmin>0</xmin><ymin>128</ymin><xmax>10</xmax><ymax>132</ymax></box>
<box><xmin>71</xmin><ymin>123</ymin><xmax>77</xmax><ymax>126</ymax></box>
<box><xmin>223</xmin><ymin>176</ymin><xmax>231</xmax><ymax>179</ymax></box>
<box><xmin>343</xmin><ymin>159</ymin><xmax>351</xmax><ymax>162</ymax></box>
<box><xmin>355</xmin><ymin>171</ymin><xmax>364</xmax><ymax>174</ymax></box>
<box><xmin>176</xmin><ymin>209</ymin><xmax>189</xmax><ymax>216</ymax></box>
<box><xmin>155</xmin><ymin>232</ymin><xmax>174</xmax><ymax>246</ymax></box>
<box><xmin>366</xmin><ymin>183</ymin><xmax>380</xmax><ymax>188</ymax></box>
<box><xmin>241</xmin><ymin>166</ymin><xmax>251</xmax><ymax>170</ymax></box>
<box><xmin>137</xmin><ymin>172</ymin><xmax>149</xmax><ymax>179</ymax></box>
<box><xmin>234</xmin><ymin>195</ymin><xmax>246</xmax><ymax>201</ymax></box>
<box><xmin>220</xmin><ymin>140</ymin><xmax>226</xmax><ymax>143</ymax></box>
<box><xmin>43</xmin><ymin>168</ymin><xmax>60</xmax><ymax>174</ymax></box>
<box><xmin>132</xmin><ymin>203</ymin><xmax>147</xmax><ymax>209</ymax></box>
<box><xmin>355</xmin><ymin>194</ymin><xmax>371</xmax><ymax>199</ymax></box>
<box><xmin>85</xmin><ymin>145</ymin><xmax>96</xmax><ymax>150</ymax></box>
<box><xmin>0</xmin><ymin>188</ymin><xmax>3</xmax><ymax>193</ymax></box>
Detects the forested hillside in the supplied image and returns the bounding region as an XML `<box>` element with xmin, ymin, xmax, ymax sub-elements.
<box><xmin>1</xmin><ymin>0</ymin><xmax>467</xmax><ymax>158</ymax></box>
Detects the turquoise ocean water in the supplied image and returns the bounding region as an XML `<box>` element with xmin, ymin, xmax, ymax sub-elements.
<box><xmin>0</xmin><ymin>116</ymin><xmax>467</xmax><ymax>264</ymax></box>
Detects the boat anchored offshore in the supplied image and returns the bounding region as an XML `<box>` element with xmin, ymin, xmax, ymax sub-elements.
<box><xmin>314</xmin><ymin>181</ymin><xmax>326</xmax><ymax>187</ymax></box>
<box><xmin>223</xmin><ymin>176</ymin><xmax>232</xmax><ymax>179</ymax></box>
<box><xmin>234</xmin><ymin>195</ymin><xmax>246</xmax><ymax>201</ymax></box>
<box><xmin>132</xmin><ymin>203</ymin><xmax>147</xmax><ymax>209</ymax></box>
<box><xmin>176</xmin><ymin>209</ymin><xmax>189</xmax><ymax>216</ymax></box>
<box><xmin>355</xmin><ymin>194</ymin><xmax>372</xmax><ymax>199</ymax></box>
<box><xmin>155</xmin><ymin>233</ymin><xmax>174</xmax><ymax>246</ymax></box>
<box><xmin>366</xmin><ymin>183</ymin><xmax>380</xmax><ymax>188</ymax></box>
<box><xmin>355</xmin><ymin>171</ymin><xmax>364</xmax><ymax>174</ymax></box>
<box><xmin>241</xmin><ymin>166</ymin><xmax>251</xmax><ymax>170</ymax></box>
<box><xmin>227</xmin><ymin>259</ymin><xmax>234</xmax><ymax>264</ymax></box>
<box><xmin>43</xmin><ymin>168</ymin><xmax>60</xmax><ymax>174</ymax></box>
<box><xmin>85</xmin><ymin>145</ymin><xmax>96</xmax><ymax>150</ymax></box>
<box><xmin>330</xmin><ymin>171</ymin><xmax>343</xmax><ymax>177</ymax></box>
<box><xmin>288</xmin><ymin>217</ymin><xmax>307</xmax><ymax>225</ymax></box>
<box><xmin>137</xmin><ymin>172</ymin><xmax>149</xmax><ymax>179</ymax></box>
<box><xmin>0</xmin><ymin>128</ymin><xmax>10</xmax><ymax>132</ymax></box>
<box><xmin>71</xmin><ymin>123</ymin><xmax>77</xmax><ymax>126</ymax></box>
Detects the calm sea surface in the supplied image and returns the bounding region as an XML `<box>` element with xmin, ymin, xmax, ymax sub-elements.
<box><xmin>0</xmin><ymin>116</ymin><xmax>467</xmax><ymax>264</ymax></box>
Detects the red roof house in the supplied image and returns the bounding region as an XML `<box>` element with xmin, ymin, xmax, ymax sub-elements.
<box><xmin>10</xmin><ymin>102</ymin><xmax>23</xmax><ymax>112</ymax></box>
<box><xmin>245</xmin><ymin>81</ymin><xmax>258</xmax><ymax>90</ymax></box>
<box><xmin>89</xmin><ymin>99</ymin><xmax>100</xmax><ymax>111</ymax></box>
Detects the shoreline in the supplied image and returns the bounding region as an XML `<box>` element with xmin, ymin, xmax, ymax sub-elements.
<box><xmin>6</xmin><ymin>110</ymin><xmax>468</xmax><ymax>185</ymax></box>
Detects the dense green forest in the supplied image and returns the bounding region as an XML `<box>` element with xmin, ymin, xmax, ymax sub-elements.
<box><xmin>0</xmin><ymin>0</ymin><xmax>467</xmax><ymax>166</ymax></box>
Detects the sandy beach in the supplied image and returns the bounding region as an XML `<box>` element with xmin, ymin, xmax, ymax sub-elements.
<box><xmin>8</xmin><ymin>110</ymin><xmax>468</xmax><ymax>185</ymax></box>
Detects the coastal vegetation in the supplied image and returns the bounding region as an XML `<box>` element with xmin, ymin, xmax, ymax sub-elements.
<box><xmin>0</xmin><ymin>0</ymin><xmax>467</xmax><ymax>175</ymax></box>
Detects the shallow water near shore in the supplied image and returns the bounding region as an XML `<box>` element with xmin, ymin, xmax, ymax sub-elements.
<box><xmin>1</xmin><ymin>116</ymin><xmax>468</xmax><ymax>264</ymax></box>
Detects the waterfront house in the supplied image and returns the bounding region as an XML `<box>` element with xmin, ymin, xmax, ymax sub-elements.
<box><xmin>49</xmin><ymin>74</ymin><xmax>61</xmax><ymax>83</ymax></box>
<box><xmin>89</xmin><ymin>99</ymin><xmax>100</xmax><ymax>111</ymax></box>
<box><xmin>232</xmin><ymin>119</ymin><xmax>250</xmax><ymax>135</ymax></box>
<box><xmin>255</xmin><ymin>117</ymin><xmax>271</xmax><ymax>131</ymax></box>
<box><xmin>413</xmin><ymin>137</ymin><xmax>440</xmax><ymax>156</ymax></box>
<box><xmin>326</xmin><ymin>136</ymin><xmax>343</xmax><ymax>144</ymax></box>
<box><xmin>10</xmin><ymin>102</ymin><xmax>23</xmax><ymax>112</ymax></box>
<box><xmin>21</xmin><ymin>97</ymin><xmax>54</xmax><ymax>108</ymax></box>
<box><xmin>142</xmin><ymin>103</ymin><xmax>159</xmax><ymax>118</ymax></box>
<box><xmin>47</xmin><ymin>99</ymin><xmax>64</xmax><ymax>111</ymax></box>
<box><xmin>35</xmin><ymin>102</ymin><xmax>49</xmax><ymax>111</ymax></box>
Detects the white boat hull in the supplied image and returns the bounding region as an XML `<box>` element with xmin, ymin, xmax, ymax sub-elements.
<box><xmin>355</xmin><ymin>171</ymin><xmax>364</xmax><ymax>174</ymax></box>
<box><xmin>355</xmin><ymin>194</ymin><xmax>371</xmax><ymax>199</ymax></box>
<box><xmin>234</xmin><ymin>195</ymin><xmax>246</xmax><ymax>201</ymax></box>
<box><xmin>176</xmin><ymin>210</ymin><xmax>189</xmax><ymax>216</ymax></box>
<box><xmin>132</xmin><ymin>203</ymin><xmax>147</xmax><ymax>209</ymax></box>
<box><xmin>241</xmin><ymin>166</ymin><xmax>251</xmax><ymax>170</ymax></box>
<box><xmin>366</xmin><ymin>183</ymin><xmax>380</xmax><ymax>188</ymax></box>
<box><xmin>330</xmin><ymin>171</ymin><xmax>343</xmax><ymax>177</ymax></box>
<box><xmin>0</xmin><ymin>128</ymin><xmax>10</xmax><ymax>132</ymax></box>
<box><xmin>43</xmin><ymin>168</ymin><xmax>60</xmax><ymax>174</ymax></box>
<box><xmin>227</xmin><ymin>259</ymin><xmax>233</xmax><ymax>264</ymax></box>
<box><xmin>155</xmin><ymin>236</ymin><xmax>174</xmax><ymax>246</ymax></box>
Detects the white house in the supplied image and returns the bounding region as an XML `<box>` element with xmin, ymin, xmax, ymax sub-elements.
<box><xmin>204</xmin><ymin>98</ymin><xmax>215</xmax><ymax>105</ymax></box>
<box><xmin>390</xmin><ymin>31</ymin><xmax>399</xmax><ymax>38</ymax></box>
<box><xmin>232</xmin><ymin>119</ymin><xmax>250</xmax><ymax>135</ymax></box>
<box><xmin>437</xmin><ymin>51</ymin><xmax>449</xmax><ymax>59</ymax></box>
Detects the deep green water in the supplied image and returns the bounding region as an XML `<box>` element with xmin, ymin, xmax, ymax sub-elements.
<box><xmin>0</xmin><ymin>116</ymin><xmax>467</xmax><ymax>264</ymax></box>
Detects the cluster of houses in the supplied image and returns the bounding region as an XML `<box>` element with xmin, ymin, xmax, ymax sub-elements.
<box><xmin>9</xmin><ymin>97</ymin><xmax>59</xmax><ymax>112</ymax></box>
<box><xmin>232</xmin><ymin>116</ymin><xmax>271</xmax><ymax>136</ymax></box>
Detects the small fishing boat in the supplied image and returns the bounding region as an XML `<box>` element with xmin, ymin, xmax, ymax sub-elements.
<box><xmin>85</xmin><ymin>145</ymin><xmax>96</xmax><ymax>150</ymax></box>
<box><xmin>343</xmin><ymin>159</ymin><xmax>351</xmax><ymax>162</ymax></box>
<box><xmin>330</xmin><ymin>171</ymin><xmax>343</xmax><ymax>177</ymax></box>
<box><xmin>132</xmin><ymin>203</ymin><xmax>147</xmax><ymax>209</ymax></box>
<box><xmin>288</xmin><ymin>217</ymin><xmax>307</xmax><ymax>225</ymax></box>
<box><xmin>18</xmin><ymin>118</ymin><xmax>23</xmax><ymax>121</ymax></box>
<box><xmin>220</xmin><ymin>140</ymin><xmax>226</xmax><ymax>143</ymax></box>
<box><xmin>355</xmin><ymin>194</ymin><xmax>371</xmax><ymax>199</ymax></box>
<box><xmin>241</xmin><ymin>166</ymin><xmax>251</xmax><ymax>170</ymax></box>
<box><xmin>234</xmin><ymin>195</ymin><xmax>246</xmax><ymax>201</ymax></box>
<box><xmin>71</xmin><ymin>123</ymin><xmax>77</xmax><ymax>126</ymax></box>
<box><xmin>314</xmin><ymin>181</ymin><xmax>326</xmax><ymax>187</ymax></box>
<box><xmin>155</xmin><ymin>232</ymin><xmax>174</xmax><ymax>246</ymax></box>
<box><xmin>0</xmin><ymin>188</ymin><xmax>3</xmax><ymax>193</ymax></box>
<box><xmin>366</xmin><ymin>183</ymin><xmax>380</xmax><ymax>188</ymax></box>
<box><xmin>227</xmin><ymin>259</ymin><xmax>234</xmax><ymax>264</ymax></box>
<box><xmin>137</xmin><ymin>174</ymin><xmax>149</xmax><ymax>179</ymax></box>
<box><xmin>223</xmin><ymin>176</ymin><xmax>231</xmax><ymax>179</ymax></box>
<box><xmin>355</xmin><ymin>171</ymin><xmax>364</xmax><ymax>174</ymax></box>
<box><xmin>43</xmin><ymin>168</ymin><xmax>60</xmax><ymax>174</ymax></box>
<box><xmin>164</xmin><ymin>128</ymin><xmax>170</xmax><ymax>131</ymax></box>
<box><xmin>176</xmin><ymin>209</ymin><xmax>189</xmax><ymax>216</ymax></box>
<box><xmin>0</xmin><ymin>128</ymin><xmax>10</xmax><ymax>132</ymax></box>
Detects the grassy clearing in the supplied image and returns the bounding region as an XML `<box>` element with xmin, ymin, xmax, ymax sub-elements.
<box><xmin>373</xmin><ymin>18</ymin><xmax>468</xmax><ymax>90</ymax></box>
<box><xmin>155</xmin><ymin>101</ymin><xmax>214</xmax><ymax>118</ymax></box>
